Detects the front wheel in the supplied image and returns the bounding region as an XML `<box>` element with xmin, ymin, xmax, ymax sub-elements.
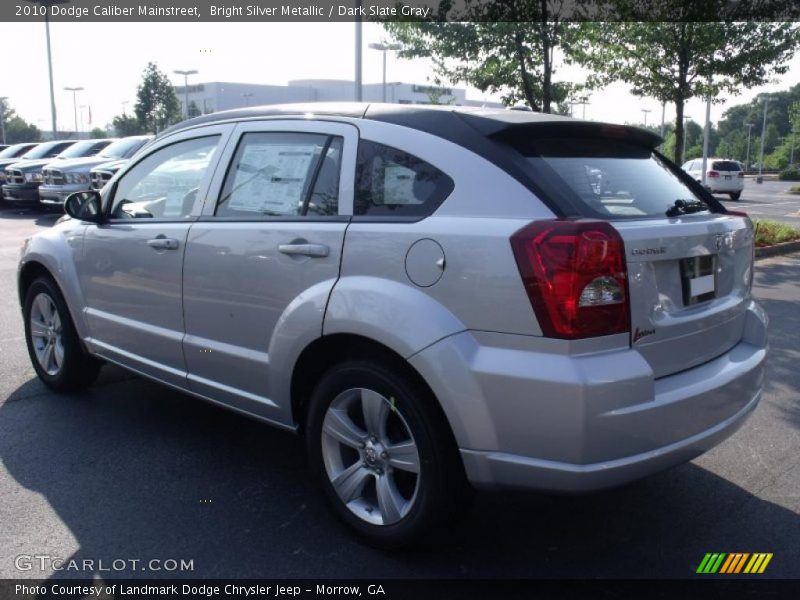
<box><xmin>23</xmin><ymin>276</ymin><xmax>101</xmax><ymax>392</ymax></box>
<box><xmin>729</xmin><ymin>191</ymin><xmax>741</xmax><ymax>201</ymax></box>
<box><xmin>306</xmin><ymin>360</ymin><xmax>468</xmax><ymax>548</ymax></box>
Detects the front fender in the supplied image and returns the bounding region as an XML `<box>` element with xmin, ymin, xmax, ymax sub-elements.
<box><xmin>18</xmin><ymin>222</ymin><xmax>89</xmax><ymax>340</ymax></box>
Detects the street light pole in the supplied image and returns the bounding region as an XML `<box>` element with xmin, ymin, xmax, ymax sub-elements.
<box><xmin>0</xmin><ymin>97</ymin><xmax>6</xmax><ymax>145</ymax></box>
<box><xmin>174</xmin><ymin>69</ymin><xmax>198</xmax><ymax>119</ymax></box>
<box><xmin>744</xmin><ymin>123</ymin><xmax>754</xmax><ymax>171</ymax></box>
<box><xmin>368</xmin><ymin>42</ymin><xmax>402</xmax><ymax>102</ymax></box>
<box><xmin>64</xmin><ymin>86</ymin><xmax>83</xmax><ymax>135</ymax></box>
<box><xmin>355</xmin><ymin>0</ymin><xmax>363</xmax><ymax>102</ymax></box>
<box><xmin>23</xmin><ymin>1</ymin><xmax>68</xmax><ymax>139</ymax></box>
<box><xmin>641</xmin><ymin>108</ymin><xmax>651</xmax><ymax>128</ymax></box>
<box><xmin>242</xmin><ymin>92</ymin><xmax>254</xmax><ymax>107</ymax></box>
<box><xmin>757</xmin><ymin>95</ymin><xmax>771</xmax><ymax>183</ymax></box>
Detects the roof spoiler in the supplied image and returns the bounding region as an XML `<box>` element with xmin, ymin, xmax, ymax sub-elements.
<box><xmin>457</xmin><ymin>112</ymin><xmax>663</xmax><ymax>149</ymax></box>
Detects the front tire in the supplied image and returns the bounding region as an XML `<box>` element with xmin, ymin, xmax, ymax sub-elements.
<box><xmin>23</xmin><ymin>276</ymin><xmax>101</xmax><ymax>392</ymax></box>
<box><xmin>306</xmin><ymin>359</ymin><xmax>468</xmax><ymax>548</ymax></box>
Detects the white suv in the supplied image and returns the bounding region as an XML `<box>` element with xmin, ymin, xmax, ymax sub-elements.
<box><xmin>682</xmin><ymin>158</ymin><xmax>745</xmax><ymax>200</ymax></box>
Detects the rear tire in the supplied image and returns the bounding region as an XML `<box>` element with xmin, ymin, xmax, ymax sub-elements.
<box><xmin>729</xmin><ymin>191</ymin><xmax>741</xmax><ymax>201</ymax></box>
<box><xmin>306</xmin><ymin>359</ymin><xmax>469</xmax><ymax>548</ymax></box>
<box><xmin>23</xmin><ymin>276</ymin><xmax>101</xmax><ymax>392</ymax></box>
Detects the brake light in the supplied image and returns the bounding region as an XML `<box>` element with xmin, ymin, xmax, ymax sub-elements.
<box><xmin>510</xmin><ymin>220</ymin><xmax>630</xmax><ymax>339</ymax></box>
<box><xmin>737</xmin><ymin>171</ymin><xmax>744</xmax><ymax>178</ymax></box>
<box><xmin>707</xmin><ymin>170</ymin><xmax>719</xmax><ymax>178</ymax></box>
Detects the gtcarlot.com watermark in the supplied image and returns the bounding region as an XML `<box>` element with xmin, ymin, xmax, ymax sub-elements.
<box><xmin>15</xmin><ymin>554</ymin><xmax>194</xmax><ymax>573</ymax></box>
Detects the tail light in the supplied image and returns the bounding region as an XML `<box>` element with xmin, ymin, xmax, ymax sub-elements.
<box><xmin>737</xmin><ymin>171</ymin><xmax>744</xmax><ymax>178</ymax></box>
<box><xmin>510</xmin><ymin>220</ymin><xmax>630</xmax><ymax>339</ymax></box>
<box><xmin>707</xmin><ymin>170</ymin><xmax>719</xmax><ymax>178</ymax></box>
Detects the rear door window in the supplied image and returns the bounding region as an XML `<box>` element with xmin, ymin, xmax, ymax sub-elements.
<box><xmin>515</xmin><ymin>138</ymin><xmax>714</xmax><ymax>219</ymax></box>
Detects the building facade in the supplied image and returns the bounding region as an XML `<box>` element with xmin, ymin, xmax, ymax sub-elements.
<box><xmin>174</xmin><ymin>79</ymin><xmax>503</xmax><ymax>115</ymax></box>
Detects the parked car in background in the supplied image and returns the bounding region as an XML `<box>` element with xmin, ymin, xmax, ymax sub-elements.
<box><xmin>84</xmin><ymin>136</ymin><xmax>153</xmax><ymax>192</ymax></box>
<box><xmin>0</xmin><ymin>143</ymin><xmax>41</xmax><ymax>185</ymax></box>
<box><xmin>19</xmin><ymin>104</ymin><xmax>767</xmax><ymax>547</ymax></box>
<box><xmin>3</xmin><ymin>139</ymin><xmax>112</xmax><ymax>206</ymax></box>
<box><xmin>682</xmin><ymin>158</ymin><xmax>744</xmax><ymax>200</ymax></box>
<box><xmin>39</xmin><ymin>136</ymin><xmax>152</xmax><ymax>206</ymax></box>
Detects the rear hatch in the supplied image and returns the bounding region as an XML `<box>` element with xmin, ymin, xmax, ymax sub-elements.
<box><xmin>495</xmin><ymin>126</ymin><xmax>753</xmax><ymax>379</ymax></box>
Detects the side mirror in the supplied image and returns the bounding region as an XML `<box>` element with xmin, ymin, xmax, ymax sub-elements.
<box><xmin>64</xmin><ymin>191</ymin><xmax>103</xmax><ymax>223</ymax></box>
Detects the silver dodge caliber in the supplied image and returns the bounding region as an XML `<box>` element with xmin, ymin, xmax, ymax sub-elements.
<box><xmin>18</xmin><ymin>103</ymin><xmax>768</xmax><ymax>547</ymax></box>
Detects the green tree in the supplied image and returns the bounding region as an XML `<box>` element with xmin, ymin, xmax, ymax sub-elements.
<box><xmin>384</xmin><ymin>2</ymin><xmax>589</xmax><ymax>112</ymax></box>
<box><xmin>89</xmin><ymin>127</ymin><xmax>107</xmax><ymax>139</ymax></box>
<box><xmin>111</xmin><ymin>113</ymin><xmax>145</xmax><ymax>136</ymax></box>
<box><xmin>134</xmin><ymin>62</ymin><xmax>181</xmax><ymax>134</ymax></box>
<box><xmin>575</xmin><ymin>12</ymin><xmax>800</xmax><ymax>164</ymax></box>
<box><xmin>0</xmin><ymin>98</ymin><xmax>41</xmax><ymax>143</ymax></box>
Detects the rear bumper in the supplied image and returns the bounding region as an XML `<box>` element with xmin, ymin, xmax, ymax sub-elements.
<box><xmin>707</xmin><ymin>179</ymin><xmax>744</xmax><ymax>193</ymax></box>
<box><xmin>411</xmin><ymin>300</ymin><xmax>767</xmax><ymax>492</ymax></box>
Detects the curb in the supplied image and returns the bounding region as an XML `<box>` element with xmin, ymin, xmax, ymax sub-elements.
<box><xmin>755</xmin><ymin>240</ymin><xmax>800</xmax><ymax>260</ymax></box>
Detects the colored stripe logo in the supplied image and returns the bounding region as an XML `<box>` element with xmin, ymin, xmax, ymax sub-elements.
<box><xmin>696</xmin><ymin>553</ymin><xmax>773</xmax><ymax>574</ymax></box>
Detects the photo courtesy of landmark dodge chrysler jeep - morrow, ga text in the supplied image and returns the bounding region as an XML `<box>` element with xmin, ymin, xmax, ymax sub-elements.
<box><xmin>17</xmin><ymin>104</ymin><xmax>767</xmax><ymax>547</ymax></box>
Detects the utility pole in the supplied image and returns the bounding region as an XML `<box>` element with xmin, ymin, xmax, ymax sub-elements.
<box><xmin>757</xmin><ymin>95</ymin><xmax>772</xmax><ymax>184</ymax></box>
<box><xmin>174</xmin><ymin>69</ymin><xmax>198</xmax><ymax>119</ymax></box>
<box><xmin>701</xmin><ymin>94</ymin><xmax>712</xmax><ymax>185</ymax></box>
<box><xmin>0</xmin><ymin>97</ymin><xmax>6</xmax><ymax>145</ymax></box>
<box><xmin>744</xmin><ymin>123</ymin><xmax>754</xmax><ymax>171</ymax></box>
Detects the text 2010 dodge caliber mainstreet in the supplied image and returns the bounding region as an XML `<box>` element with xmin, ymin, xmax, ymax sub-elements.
<box><xmin>18</xmin><ymin>104</ymin><xmax>768</xmax><ymax>547</ymax></box>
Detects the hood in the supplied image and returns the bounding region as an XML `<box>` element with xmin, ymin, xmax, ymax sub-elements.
<box><xmin>0</xmin><ymin>157</ymin><xmax>27</xmax><ymax>170</ymax></box>
<box><xmin>91</xmin><ymin>158</ymin><xmax>129</xmax><ymax>173</ymax></box>
<box><xmin>5</xmin><ymin>158</ymin><xmax>65</xmax><ymax>173</ymax></box>
<box><xmin>43</xmin><ymin>155</ymin><xmax>119</xmax><ymax>173</ymax></box>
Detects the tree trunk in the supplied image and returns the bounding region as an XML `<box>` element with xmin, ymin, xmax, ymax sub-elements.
<box><xmin>540</xmin><ymin>1</ymin><xmax>552</xmax><ymax>113</ymax></box>
<box><xmin>513</xmin><ymin>29</ymin><xmax>540</xmax><ymax>111</ymax></box>
<box><xmin>674</xmin><ymin>97</ymin><xmax>684</xmax><ymax>164</ymax></box>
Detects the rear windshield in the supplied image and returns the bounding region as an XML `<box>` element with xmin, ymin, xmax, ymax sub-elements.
<box><xmin>711</xmin><ymin>160</ymin><xmax>741</xmax><ymax>171</ymax></box>
<box><xmin>516</xmin><ymin>138</ymin><xmax>711</xmax><ymax>219</ymax></box>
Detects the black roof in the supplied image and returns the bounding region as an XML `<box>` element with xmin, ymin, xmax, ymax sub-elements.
<box><xmin>160</xmin><ymin>102</ymin><xmax>661</xmax><ymax>147</ymax></box>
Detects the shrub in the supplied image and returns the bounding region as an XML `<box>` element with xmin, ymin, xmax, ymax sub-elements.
<box><xmin>778</xmin><ymin>167</ymin><xmax>800</xmax><ymax>181</ymax></box>
<box><xmin>753</xmin><ymin>219</ymin><xmax>800</xmax><ymax>247</ymax></box>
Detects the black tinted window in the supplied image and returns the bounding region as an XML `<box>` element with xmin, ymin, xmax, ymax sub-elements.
<box><xmin>355</xmin><ymin>140</ymin><xmax>453</xmax><ymax>217</ymax></box>
<box><xmin>712</xmin><ymin>160</ymin><xmax>741</xmax><ymax>171</ymax></box>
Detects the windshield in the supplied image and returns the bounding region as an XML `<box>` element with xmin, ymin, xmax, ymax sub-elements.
<box><xmin>99</xmin><ymin>137</ymin><xmax>148</xmax><ymax>159</ymax></box>
<box><xmin>20</xmin><ymin>141</ymin><xmax>72</xmax><ymax>160</ymax></box>
<box><xmin>0</xmin><ymin>144</ymin><xmax>33</xmax><ymax>158</ymax></box>
<box><xmin>58</xmin><ymin>140</ymin><xmax>110</xmax><ymax>159</ymax></box>
<box><xmin>516</xmin><ymin>138</ymin><xmax>714</xmax><ymax>219</ymax></box>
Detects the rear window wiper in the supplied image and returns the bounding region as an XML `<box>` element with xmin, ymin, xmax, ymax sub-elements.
<box><xmin>666</xmin><ymin>199</ymin><xmax>708</xmax><ymax>217</ymax></box>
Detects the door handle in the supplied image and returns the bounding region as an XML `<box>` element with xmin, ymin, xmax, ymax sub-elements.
<box><xmin>278</xmin><ymin>243</ymin><xmax>330</xmax><ymax>258</ymax></box>
<box><xmin>147</xmin><ymin>237</ymin><xmax>180</xmax><ymax>250</ymax></box>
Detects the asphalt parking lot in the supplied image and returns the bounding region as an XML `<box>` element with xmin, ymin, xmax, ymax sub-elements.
<box><xmin>718</xmin><ymin>178</ymin><xmax>800</xmax><ymax>225</ymax></box>
<box><xmin>0</xmin><ymin>199</ymin><xmax>798</xmax><ymax>580</ymax></box>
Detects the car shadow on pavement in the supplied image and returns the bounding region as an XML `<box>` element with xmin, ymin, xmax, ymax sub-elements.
<box><xmin>0</xmin><ymin>206</ymin><xmax>61</xmax><ymax>226</ymax></box>
<box><xmin>1</xmin><ymin>371</ymin><xmax>798</xmax><ymax>580</ymax></box>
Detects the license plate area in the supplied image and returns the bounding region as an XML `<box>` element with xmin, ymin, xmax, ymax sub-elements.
<box><xmin>680</xmin><ymin>255</ymin><xmax>716</xmax><ymax>305</ymax></box>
